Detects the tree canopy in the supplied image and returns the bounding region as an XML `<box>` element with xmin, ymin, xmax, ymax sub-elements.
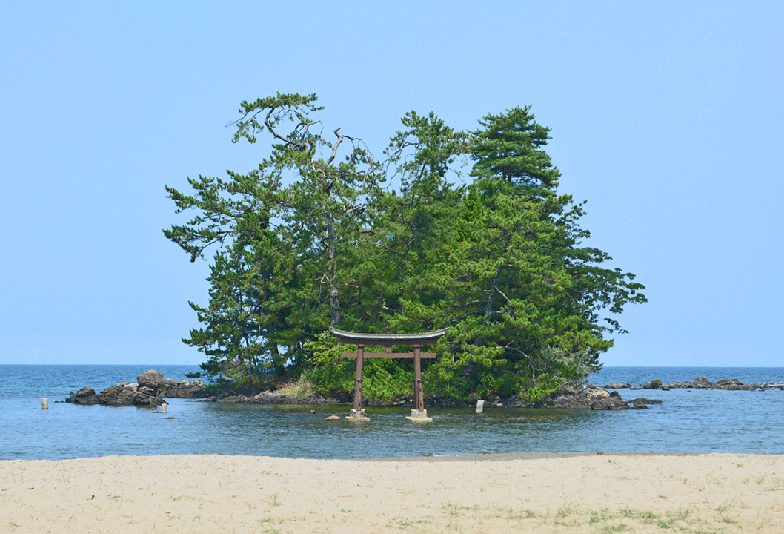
<box><xmin>164</xmin><ymin>93</ymin><xmax>646</xmax><ymax>399</ymax></box>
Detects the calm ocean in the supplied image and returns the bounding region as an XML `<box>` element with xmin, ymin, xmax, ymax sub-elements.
<box><xmin>1</xmin><ymin>365</ymin><xmax>783</xmax><ymax>460</ymax></box>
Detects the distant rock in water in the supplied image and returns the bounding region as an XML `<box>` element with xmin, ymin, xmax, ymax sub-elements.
<box><xmin>501</xmin><ymin>385</ymin><xmax>655</xmax><ymax>411</ymax></box>
<box><xmin>65</xmin><ymin>369</ymin><xmax>208</xmax><ymax>406</ymax></box>
<box><xmin>603</xmin><ymin>382</ymin><xmax>632</xmax><ymax>390</ymax></box>
<box><xmin>620</xmin><ymin>376</ymin><xmax>781</xmax><ymax>391</ymax></box>
<box><xmin>65</xmin><ymin>386</ymin><xmax>100</xmax><ymax>405</ymax></box>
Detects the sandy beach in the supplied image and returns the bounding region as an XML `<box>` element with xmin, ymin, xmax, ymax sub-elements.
<box><xmin>1</xmin><ymin>453</ymin><xmax>782</xmax><ymax>533</ymax></box>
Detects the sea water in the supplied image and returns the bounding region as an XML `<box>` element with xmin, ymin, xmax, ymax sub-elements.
<box><xmin>1</xmin><ymin>365</ymin><xmax>782</xmax><ymax>460</ymax></box>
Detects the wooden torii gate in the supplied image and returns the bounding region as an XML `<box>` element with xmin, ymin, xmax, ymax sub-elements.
<box><xmin>329</xmin><ymin>327</ymin><xmax>447</xmax><ymax>422</ymax></box>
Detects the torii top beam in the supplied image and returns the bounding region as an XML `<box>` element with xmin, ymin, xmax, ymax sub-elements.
<box><xmin>328</xmin><ymin>327</ymin><xmax>448</xmax><ymax>347</ymax></box>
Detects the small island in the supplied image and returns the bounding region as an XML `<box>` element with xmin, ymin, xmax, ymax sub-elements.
<box><xmin>66</xmin><ymin>368</ymin><xmax>666</xmax><ymax>412</ymax></box>
<box><xmin>161</xmin><ymin>93</ymin><xmax>648</xmax><ymax>410</ymax></box>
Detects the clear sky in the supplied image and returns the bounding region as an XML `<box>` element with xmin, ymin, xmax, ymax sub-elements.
<box><xmin>1</xmin><ymin>2</ymin><xmax>782</xmax><ymax>366</ymax></box>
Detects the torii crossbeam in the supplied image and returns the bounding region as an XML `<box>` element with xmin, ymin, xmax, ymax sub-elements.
<box><xmin>328</xmin><ymin>327</ymin><xmax>447</xmax><ymax>422</ymax></box>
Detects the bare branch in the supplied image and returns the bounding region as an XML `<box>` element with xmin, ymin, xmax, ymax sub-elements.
<box><xmin>496</xmin><ymin>288</ymin><xmax>512</xmax><ymax>303</ymax></box>
<box><xmin>326</xmin><ymin>128</ymin><xmax>343</xmax><ymax>166</ymax></box>
<box><xmin>264</xmin><ymin>108</ymin><xmax>297</xmax><ymax>146</ymax></box>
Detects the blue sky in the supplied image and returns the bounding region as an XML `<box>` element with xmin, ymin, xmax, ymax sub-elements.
<box><xmin>1</xmin><ymin>2</ymin><xmax>781</xmax><ymax>366</ymax></box>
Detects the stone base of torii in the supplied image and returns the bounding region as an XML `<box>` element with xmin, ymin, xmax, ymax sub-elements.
<box><xmin>328</xmin><ymin>327</ymin><xmax>447</xmax><ymax>423</ymax></box>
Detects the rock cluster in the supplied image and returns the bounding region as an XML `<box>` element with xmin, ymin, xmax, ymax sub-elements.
<box><xmin>604</xmin><ymin>376</ymin><xmax>784</xmax><ymax>391</ymax></box>
<box><xmin>66</xmin><ymin>386</ymin><xmax>101</xmax><ymax>405</ymax></box>
<box><xmin>604</xmin><ymin>383</ymin><xmax>632</xmax><ymax>389</ymax></box>
<box><xmin>501</xmin><ymin>385</ymin><xmax>660</xmax><ymax>411</ymax></box>
<box><xmin>66</xmin><ymin>369</ymin><xmax>208</xmax><ymax>406</ymax></box>
<box><xmin>97</xmin><ymin>382</ymin><xmax>163</xmax><ymax>406</ymax></box>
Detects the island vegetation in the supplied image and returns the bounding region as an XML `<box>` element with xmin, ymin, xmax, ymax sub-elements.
<box><xmin>164</xmin><ymin>93</ymin><xmax>646</xmax><ymax>401</ymax></box>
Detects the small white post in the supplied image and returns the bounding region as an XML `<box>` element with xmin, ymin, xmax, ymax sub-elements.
<box><xmin>41</xmin><ymin>398</ymin><xmax>49</xmax><ymax>410</ymax></box>
<box><xmin>475</xmin><ymin>399</ymin><xmax>485</xmax><ymax>413</ymax></box>
<box><xmin>162</xmin><ymin>402</ymin><xmax>168</xmax><ymax>414</ymax></box>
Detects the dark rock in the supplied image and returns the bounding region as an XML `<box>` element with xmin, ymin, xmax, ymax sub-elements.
<box><xmin>694</xmin><ymin>376</ymin><xmax>712</xmax><ymax>388</ymax></box>
<box><xmin>671</xmin><ymin>381</ymin><xmax>695</xmax><ymax>389</ymax></box>
<box><xmin>209</xmin><ymin>383</ymin><xmax>264</xmax><ymax>398</ymax></box>
<box><xmin>99</xmin><ymin>382</ymin><xmax>164</xmax><ymax>407</ymax></box>
<box><xmin>604</xmin><ymin>383</ymin><xmax>631</xmax><ymax>389</ymax></box>
<box><xmin>586</xmin><ymin>386</ymin><xmax>630</xmax><ymax>410</ymax></box>
<box><xmin>219</xmin><ymin>394</ymin><xmax>249</xmax><ymax>403</ymax></box>
<box><xmin>138</xmin><ymin>385</ymin><xmax>156</xmax><ymax>396</ymax></box>
<box><xmin>131</xmin><ymin>390</ymin><xmax>163</xmax><ymax>407</ymax></box>
<box><xmin>98</xmin><ymin>383</ymin><xmax>134</xmax><ymax>406</ymax></box>
<box><xmin>296</xmin><ymin>393</ymin><xmax>340</xmax><ymax>406</ymax></box>
<box><xmin>643</xmin><ymin>377</ymin><xmax>763</xmax><ymax>391</ymax></box>
<box><xmin>137</xmin><ymin>370</ymin><xmax>165</xmax><ymax>391</ymax></box>
<box><xmin>713</xmin><ymin>378</ymin><xmax>758</xmax><ymax>391</ymax></box>
<box><xmin>590</xmin><ymin>396</ymin><xmax>630</xmax><ymax>410</ymax></box>
<box><xmin>159</xmin><ymin>379</ymin><xmax>208</xmax><ymax>399</ymax></box>
<box><xmin>66</xmin><ymin>386</ymin><xmax>100</xmax><ymax>405</ymax></box>
<box><xmin>629</xmin><ymin>397</ymin><xmax>663</xmax><ymax>406</ymax></box>
<box><xmin>391</xmin><ymin>395</ymin><xmax>413</xmax><ymax>406</ymax></box>
<box><xmin>650</xmin><ymin>378</ymin><xmax>663</xmax><ymax>389</ymax></box>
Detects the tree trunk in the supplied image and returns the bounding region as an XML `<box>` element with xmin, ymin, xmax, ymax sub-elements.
<box><xmin>328</xmin><ymin>218</ymin><xmax>340</xmax><ymax>326</ymax></box>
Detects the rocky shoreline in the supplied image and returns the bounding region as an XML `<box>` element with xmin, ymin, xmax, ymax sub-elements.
<box><xmin>66</xmin><ymin>369</ymin><xmax>781</xmax><ymax>412</ymax></box>
<box><xmin>603</xmin><ymin>376</ymin><xmax>784</xmax><ymax>391</ymax></box>
<box><xmin>215</xmin><ymin>384</ymin><xmax>660</xmax><ymax>411</ymax></box>
<box><xmin>65</xmin><ymin>369</ymin><xmax>661</xmax><ymax>411</ymax></box>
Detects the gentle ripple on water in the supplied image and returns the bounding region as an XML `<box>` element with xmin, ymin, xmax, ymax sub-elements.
<box><xmin>1</xmin><ymin>365</ymin><xmax>783</xmax><ymax>460</ymax></box>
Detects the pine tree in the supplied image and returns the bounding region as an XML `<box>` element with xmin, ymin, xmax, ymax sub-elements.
<box><xmin>471</xmin><ymin>106</ymin><xmax>560</xmax><ymax>191</ymax></box>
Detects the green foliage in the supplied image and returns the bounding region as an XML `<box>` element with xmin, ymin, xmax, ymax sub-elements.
<box><xmin>304</xmin><ymin>332</ymin><xmax>420</xmax><ymax>400</ymax></box>
<box><xmin>362</xmin><ymin>358</ymin><xmax>414</xmax><ymax>400</ymax></box>
<box><xmin>522</xmin><ymin>374</ymin><xmax>568</xmax><ymax>402</ymax></box>
<box><xmin>165</xmin><ymin>94</ymin><xmax>646</xmax><ymax>398</ymax></box>
<box><xmin>303</xmin><ymin>332</ymin><xmax>354</xmax><ymax>394</ymax></box>
<box><xmin>471</xmin><ymin>105</ymin><xmax>560</xmax><ymax>190</ymax></box>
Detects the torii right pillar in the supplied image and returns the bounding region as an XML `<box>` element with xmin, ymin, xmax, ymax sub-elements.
<box><xmin>410</xmin><ymin>344</ymin><xmax>428</xmax><ymax>421</ymax></box>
